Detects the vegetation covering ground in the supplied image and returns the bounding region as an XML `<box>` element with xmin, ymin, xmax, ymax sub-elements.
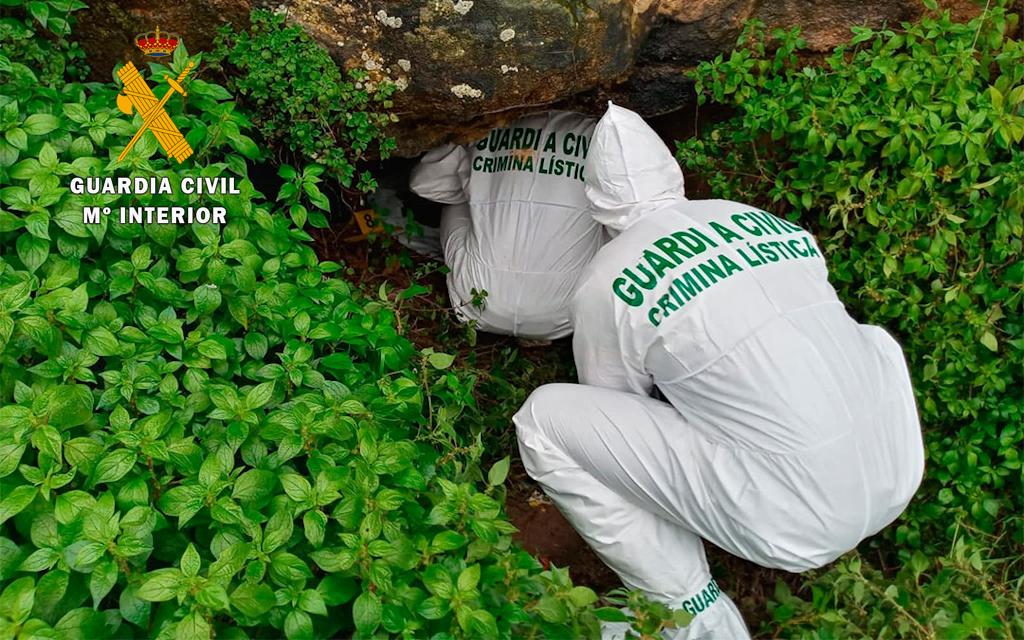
<box><xmin>0</xmin><ymin>1</ymin><xmax>1020</xmax><ymax>639</ymax></box>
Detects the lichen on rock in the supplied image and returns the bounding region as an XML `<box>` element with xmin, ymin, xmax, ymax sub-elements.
<box><xmin>450</xmin><ymin>83</ymin><xmax>483</xmax><ymax>98</ymax></box>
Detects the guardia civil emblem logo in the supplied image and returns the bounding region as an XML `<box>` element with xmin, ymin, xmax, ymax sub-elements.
<box><xmin>115</xmin><ymin>27</ymin><xmax>193</xmax><ymax>164</ymax></box>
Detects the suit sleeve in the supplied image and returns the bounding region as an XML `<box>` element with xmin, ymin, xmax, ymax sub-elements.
<box><xmin>571</xmin><ymin>284</ymin><xmax>654</xmax><ymax>396</ymax></box>
<box><xmin>409</xmin><ymin>143</ymin><xmax>470</xmax><ymax>204</ymax></box>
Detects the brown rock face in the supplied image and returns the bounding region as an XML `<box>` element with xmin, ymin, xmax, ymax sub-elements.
<box><xmin>74</xmin><ymin>0</ymin><xmax>657</xmax><ymax>156</ymax></box>
<box><xmin>606</xmin><ymin>0</ymin><xmax>986</xmax><ymax>118</ymax></box>
<box><xmin>73</xmin><ymin>0</ymin><xmax>990</xmax><ymax>156</ymax></box>
<box><xmin>75</xmin><ymin>0</ymin><xmax>252</xmax><ymax>81</ymax></box>
<box><xmin>287</xmin><ymin>0</ymin><xmax>659</xmax><ymax>155</ymax></box>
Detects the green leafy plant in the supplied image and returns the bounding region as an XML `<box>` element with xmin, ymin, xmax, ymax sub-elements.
<box><xmin>677</xmin><ymin>2</ymin><xmax>1022</xmax><ymax>636</ymax></box>
<box><xmin>0</xmin><ymin>5</ymin><xmax>641</xmax><ymax>639</ymax></box>
<box><xmin>769</xmin><ymin>529</ymin><xmax>1024</xmax><ymax>639</ymax></box>
<box><xmin>0</xmin><ymin>0</ymin><xmax>88</xmax><ymax>85</ymax></box>
<box><xmin>598</xmin><ymin>589</ymin><xmax>694</xmax><ymax>640</ymax></box>
<box><xmin>210</xmin><ymin>10</ymin><xmax>398</xmax><ymax>195</ymax></box>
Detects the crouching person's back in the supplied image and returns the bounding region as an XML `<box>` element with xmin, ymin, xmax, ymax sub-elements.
<box><xmin>513</xmin><ymin>103</ymin><xmax>925</xmax><ymax>639</ymax></box>
<box><xmin>410</xmin><ymin>112</ymin><xmax>605</xmax><ymax>339</ymax></box>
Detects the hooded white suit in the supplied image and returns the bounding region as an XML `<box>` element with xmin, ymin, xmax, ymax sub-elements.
<box><xmin>409</xmin><ymin>112</ymin><xmax>605</xmax><ymax>339</ymax></box>
<box><xmin>514</xmin><ymin>104</ymin><xmax>925</xmax><ymax>639</ymax></box>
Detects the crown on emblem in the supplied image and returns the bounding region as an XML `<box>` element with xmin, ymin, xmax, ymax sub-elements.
<box><xmin>134</xmin><ymin>26</ymin><xmax>179</xmax><ymax>57</ymax></box>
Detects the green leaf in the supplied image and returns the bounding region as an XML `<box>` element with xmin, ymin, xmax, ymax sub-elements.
<box><xmin>230</xmin><ymin>582</ymin><xmax>276</xmax><ymax>617</ymax></box>
<box><xmin>422</xmin><ymin>565</ymin><xmax>453</xmax><ymax>598</ymax></box>
<box><xmin>89</xmin><ymin>560</ymin><xmax>118</xmax><ymax>608</ymax></box>
<box><xmin>245</xmin><ymin>381</ymin><xmax>275</xmax><ymax>409</ymax></box>
<box><xmin>535</xmin><ymin>595</ymin><xmax>568</xmax><ymax>623</ymax></box>
<box><xmin>27</xmin><ymin>2</ymin><xmax>49</xmax><ymax>26</ymax></box>
<box><xmin>35</xmin><ymin>570</ymin><xmax>70</xmax><ymax>622</ymax></box>
<box><xmin>47</xmin><ymin>384</ymin><xmax>94</xmax><ymax>428</ymax></box>
<box><xmin>31</xmin><ymin>425</ymin><xmax>62</xmax><ymax>462</ymax></box>
<box><xmin>318</xmin><ymin>575</ymin><xmax>358</xmax><ymax>606</ymax></box>
<box><xmin>6</xmin><ymin>127</ymin><xmax>28</xmax><ymax>150</ymax></box>
<box><xmin>0</xmin><ymin>443</ymin><xmax>26</xmax><ymax>478</ymax></box>
<box><xmin>16</xmin><ymin>235</ymin><xmax>49</xmax><ymax>272</ymax></box>
<box><xmin>269</xmin><ymin>552</ymin><xmax>312</xmax><ymax>585</ymax></box>
<box><xmin>137</xmin><ymin>569</ymin><xmax>184</xmax><ymax>602</ymax></box>
<box><xmin>92</xmin><ymin>449</ymin><xmax>137</xmax><ymax>484</ymax></box>
<box><xmin>284</xmin><ymin>609</ymin><xmax>313</xmax><ymax>640</ymax></box>
<box><xmin>417</xmin><ymin>596</ymin><xmax>449</xmax><ymax>620</ymax></box>
<box><xmin>175</xmin><ymin>610</ymin><xmax>211</xmax><ymax>640</ymax></box>
<box><xmin>159</xmin><ymin>485</ymin><xmax>204</xmax><ymax>525</ymax></box>
<box><xmin>468</xmin><ymin>610</ymin><xmax>498</xmax><ymax>638</ymax></box>
<box><xmin>193</xmin><ymin>284</ymin><xmax>222</xmax><ymax>315</ymax></box>
<box><xmin>63</xmin><ymin>103</ymin><xmax>89</xmax><ymax>124</ymax></box>
<box><xmin>302</xmin><ymin>510</ymin><xmax>327</xmax><ymax>547</ymax></box>
<box><xmin>0</xmin><ymin>576</ymin><xmax>35</xmax><ymax>624</ymax></box>
<box><xmin>672</xmin><ymin>608</ymin><xmax>694</xmax><ymax>627</ymax></box>
<box><xmin>280</xmin><ymin>474</ymin><xmax>312</xmax><ymax>502</ymax></box>
<box><xmin>38</xmin><ymin>142</ymin><xmax>57</xmax><ymax>169</ymax></box>
<box><xmin>427</xmin><ymin>351</ymin><xmax>456</xmax><ymax>370</ymax></box>
<box><xmin>195</xmin><ymin>583</ymin><xmax>230</xmax><ymax>612</ymax></box>
<box><xmin>567</xmin><ymin>586</ymin><xmax>598</xmax><ymax>607</ymax></box>
<box><xmin>232</xmin><ymin>469</ymin><xmax>276</xmax><ymax>503</ymax></box>
<box><xmin>243</xmin><ymin>333</ymin><xmax>268</xmax><ymax>359</ymax></box>
<box><xmin>980</xmin><ymin>331</ymin><xmax>998</xmax><ymax>352</ymax></box>
<box><xmin>457</xmin><ymin>564</ymin><xmax>480</xmax><ymax>592</ymax></box>
<box><xmin>430</xmin><ymin>531</ymin><xmax>467</xmax><ymax>553</ymax></box>
<box><xmin>83</xmin><ymin>327</ymin><xmax>120</xmax><ymax>357</ymax></box>
<box><xmin>2</xmin><ymin>186</ymin><xmax>32</xmax><ymax>210</ymax></box>
<box><xmin>0</xmin><ymin>485</ymin><xmax>37</xmax><ymax>525</ymax></box>
<box><xmin>149</xmin><ymin>320</ymin><xmax>184</xmax><ymax>344</ymax></box>
<box><xmin>229</xmin><ymin>134</ymin><xmax>261</xmax><ymax>160</ymax></box>
<box><xmin>197</xmin><ymin>338</ymin><xmax>227</xmax><ymax>360</ymax></box>
<box><xmin>263</xmin><ymin>509</ymin><xmax>295</xmax><ymax>553</ymax></box>
<box><xmin>23</xmin><ymin>114</ymin><xmax>60</xmax><ymax>136</ymax></box>
<box><xmin>18</xmin><ymin>548</ymin><xmax>59</xmax><ymax>572</ymax></box>
<box><xmin>303</xmin><ymin>183</ymin><xmax>330</xmax><ymax>211</ymax></box>
<box><xmin>297</xmin><ymin>589</ymin><xmax>327</xmax><ymax>616</ymax></box>
<box><xmin>487</xmin><ymin>456</ymin><xmax>510</xmax><ymax>486</ymax></box>
<box><xmin>119</xmin><ymin>585</ymin><xmax>151</xmax><ymax>628</ymax></box>
<box><xmin>352</xmin><ymin>591</ymin><xmax>382</xmax><ymax>634</ymax></box>
<box><xmin>208</xmin><ymin>543</ymin><xmax>252</xmax><ymax>583</ymax></box>
<box><xmin>181</xmin><ymin>544</ymin><xmax>201</xmax><ymax>578</ymax></box>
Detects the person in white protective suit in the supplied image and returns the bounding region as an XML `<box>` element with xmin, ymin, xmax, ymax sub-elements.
<box><xmin>409</xmin><ymin>112</ymin><xmax>606</xmax><ymax>339</ymax></box>
<box><xmin>514</xmin><ymin>104</ymin><xmax>925</xmax><ymax>639</ymax></box>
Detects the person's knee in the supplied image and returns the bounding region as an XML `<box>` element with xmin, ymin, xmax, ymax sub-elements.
<box><xmin>513</xmin><ymin>383</ymin><xmax>578</xmax><ymax>439</ymax></box>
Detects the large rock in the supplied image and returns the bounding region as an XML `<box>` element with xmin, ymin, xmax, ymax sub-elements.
<box><xmin>286</xmin><ymin>0</ymin><xmax>658</xmax><ymax>155</ymax></box>
<box><xmin>616</xmin><ymin>0</ymin><xmax>985</xmax><ymax>117</ymax></box>
<box><xmin>75</xmin><ymin>0</ymin><xmax>658</xmax><ymax>156</ymax></box>
<box><xmin>74</xmin><ymin>0</ymin><xmax>990</xmax><ymax>155</ymax></box>
<box><xmin>75</xmin><ymin>0</ymin><xmax>252</xmax><ymax>81</ymax></box>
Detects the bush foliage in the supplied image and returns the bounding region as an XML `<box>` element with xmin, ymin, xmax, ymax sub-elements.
<box><xmin>210</xmin><ymin>10</ymin><xmax>397</xmax><ymax>195</ymax></box>
<box><xmin>0</xmin><ymin>3</ymin><xmax>624</xmax><ymax>638</ymax></box>
<box><xmin>678</xmin><ymin>2</ymin><xmax>1022</xmax><ymax>637</ymax></box>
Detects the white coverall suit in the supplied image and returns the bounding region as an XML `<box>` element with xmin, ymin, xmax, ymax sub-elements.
<box><xmin>514</xmin><ymin>104</ymin><xmax>925</xmax><ymax>639</ymax></box>
<box><xmin>409</xmin><ymin>112</ymin><xmax>605</xmax><ymax>339</ymax></box>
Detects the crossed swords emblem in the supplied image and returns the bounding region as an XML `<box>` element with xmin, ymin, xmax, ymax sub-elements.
<box><xmin>116</xmin><ymin>60</ymin><xmax>194</xmax><ymax>163</ymax></box>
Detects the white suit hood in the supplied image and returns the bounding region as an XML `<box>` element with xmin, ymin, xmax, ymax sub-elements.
<box><xmin>585</xmin><ymin>103</ymin><xmax>686</xmax><ymax>232</ymax></box>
